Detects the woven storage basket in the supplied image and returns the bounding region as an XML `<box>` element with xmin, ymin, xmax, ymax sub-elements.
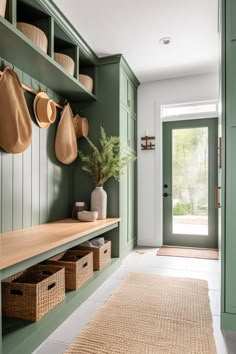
<box><xmin>47</xmin><ymin>250</ymin><xmax>93</xmax><ymax>290</ymax></box>
<box><xmin>78</xmin><ymin>74</ymin><xmax>93</xmax><ymax>93</ymax></box>
<box><xmin>0</xmin><ymin>0</ymin><xmax>6</xmax><ymax>17</ymax></box>
<box><xmin>54</xmin><ymin>53</ymin><xmax>75</xmax><ymax>76</ymax></box>
<box><xmin>74</xmin><ymin>240</ymin><xmax>111</xmax><ymax>270</ymax></box>
<box><xmin>2</xmin><ymin>265</ymin><xmax>65</xmax><ymax>322</ymax></box>
<box><xmin>17</xmin><ymin>22</ymin><xmax>48</xmax><ymax>53</ymax></box>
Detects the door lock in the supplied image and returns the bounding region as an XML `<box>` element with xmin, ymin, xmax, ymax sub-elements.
<box><xmin>163</xmin><ymin>192</ymin><xmax>171</xmax><ymax>197</ymax></box>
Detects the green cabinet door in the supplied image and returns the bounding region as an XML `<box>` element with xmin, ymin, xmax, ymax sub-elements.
<box><xmin>120</xmin><ymin>69</ymin><xmax>128</xmax><ymax>107</ymax></box>
<box><xmin>128</xmin><ymin>80</ymin><xmax>136</xmax><ymax>114</ymax></box>
<box><xmin>119</xmin><ymin>156</ymin><xmax>136</xmax><ymax>256</ymax></box>
<box><xmin>120</xmin><ymin>105</ymin><xmax>128</xmax><ymax>147</ymax></box>
<box><xmin>120</xmin><ymin>67</ymin><xmax>137</xmax><ymax>153</ymax></box>
<box><xmin>119</xmin><ymin>164</ymin><xmax>128</xmax><ymax>255</ymax></box>
<box><xmin>128</xmin><ymin>159</ymin><xmax>135</xmax><ymax>244</ymax></box>
<box><xmin>128</xmin><ymin>113</ymin><xmax>136</xmax><ymax>151</ymax></box>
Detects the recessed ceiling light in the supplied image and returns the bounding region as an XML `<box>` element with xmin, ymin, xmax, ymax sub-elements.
<box><xmin>159</xmin><ymin>37</ymin><xmax>172</xmax><ymax>45</ymax></box>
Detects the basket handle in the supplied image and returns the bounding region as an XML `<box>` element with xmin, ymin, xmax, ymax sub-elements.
<box><xmin>82</xmin><ymin>262</ymin><xmax>88</xmax><ymax>268</ymax></box>
<box><xmin>10</xmin><ymin>289</ymin><xmax>23</xmax><ymax>296</ymax></box>
<box><xmin>104</xmin><ymin>249</ymin><xmax>108</xmax><ymax>254</ymax></box>
<box><xmin>48</xmin><ymin>282</ymin><xmax>56</xmax><ymax>290</ymax></box>
<box><xmin>42</xmin><ymin>270</ymin><xmax>53</xmax><ymax>276</ymax></box>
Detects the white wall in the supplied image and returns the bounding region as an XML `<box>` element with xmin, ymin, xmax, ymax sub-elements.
<box><xmin>137</xmin><ymin>73</ymin><xmax>219</xmax><ymax>246</ymax></box>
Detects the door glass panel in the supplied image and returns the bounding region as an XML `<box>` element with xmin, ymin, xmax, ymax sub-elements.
<box><xmin>172</xmin><ymin>127</ymin><xmax>208</xmax><ymax>235</ymax></box>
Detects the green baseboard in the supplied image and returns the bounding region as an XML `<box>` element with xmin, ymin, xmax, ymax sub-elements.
<box><xmin>120</xmin><ymin>239</ymin><xmax>137</xmax><ymax>259</ymax></box>
<box><xmin>221</xmin><ymin>312</ymin><xmax>236</xmax><ymax>331</ymax></box>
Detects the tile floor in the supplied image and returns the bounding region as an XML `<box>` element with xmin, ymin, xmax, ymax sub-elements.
<box><xmin>33</xmin><ymin>248</ymin><xmax>236</xmax><ymax>354</ymax></box>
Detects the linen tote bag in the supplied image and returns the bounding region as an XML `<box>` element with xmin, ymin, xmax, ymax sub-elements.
<box><xmin>0</xmin><ymin>67</ymin><xmax>32</xmax><ymax>153</ymax></box>
<box><xmin>55</xmin><ymin>103</ymin><xmax>77</xmax><ymax>164</ymax></box>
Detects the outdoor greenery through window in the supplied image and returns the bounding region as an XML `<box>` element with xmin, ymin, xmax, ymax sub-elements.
<box><xmin>172</xmin><ymin>127</ymin><xmax>208</xmax><ymax>235</ymax></box>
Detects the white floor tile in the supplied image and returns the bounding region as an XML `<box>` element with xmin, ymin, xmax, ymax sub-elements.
<box><xmin>186</xmin><ymin>258</ymin><xmax>219</xmax><ymax>273</ymax></box>
<box><xmin>185</xmin><ymin>270</ymin><xmax>220</xmax><ymax>290</ymax></box>
<box><xmin>88</xmin><ymin>278</ymin><xmax>123</xmax><ymax>303</ymax></box>
<box><xmin>33</xmin><ymin>340</ymin><xmax>68</xmax><ymax>354</ymax></box>
<box><xmin>123</xmin><ymin>253</ymin><xmax>188</xmax><ymax>270</ymax></box>
<box><xmin>209</xmin><ymin>290</ymin><xmax>221</xmax><ymax>316</ymax></box>
<box><xmin>145</xmin><ymin>267</ymin><xmax>188</xmax><ymax>278</ymax></box>
<box><xmin>49</xmin><ymin>300</ymin><xmax>103</xmax><ymax>344</ymax></box>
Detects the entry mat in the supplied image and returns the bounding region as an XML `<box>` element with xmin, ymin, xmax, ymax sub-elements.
<box><xmin>64</xmin><ymin>273</ymin><xmax>216</xmax><ymax>354</ymax></box>
<box><xmin>157</xmin><ymin>246</ymin><xmax>219</xmax><ymax>260</ymax></box>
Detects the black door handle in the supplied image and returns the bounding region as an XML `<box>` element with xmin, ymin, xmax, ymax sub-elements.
<box><xmin>163</xmin><ymin>192</ymin><xmax>171</xmax><ymax>197</ymax></box>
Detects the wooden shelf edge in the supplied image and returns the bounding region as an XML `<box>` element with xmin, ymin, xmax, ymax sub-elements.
<box><xmin>2</xmin><ymin>258</ymin><xmax>121</xmax><ymax>354</ymax></box>
<box><xmin>1</xmin><ymin>219</ymin><xmax>121</xmax><ymax>277</ymax></box>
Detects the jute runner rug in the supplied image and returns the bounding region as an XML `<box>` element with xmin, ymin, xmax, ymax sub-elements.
<box><xmin>64</xmin><ymin>273</ymin><xmax>216</xmax><ymax>354</ymax></box>
<box><xmin>157</xmin><ymin>246</ymin><xmax>219</xmax><ymax>260</ymax></box>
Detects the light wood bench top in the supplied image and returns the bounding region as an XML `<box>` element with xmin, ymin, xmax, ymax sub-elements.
<box><xmin>0</xmin><ymin>218</ymin><xmax>120</xmax><ymax>270</ymax></box>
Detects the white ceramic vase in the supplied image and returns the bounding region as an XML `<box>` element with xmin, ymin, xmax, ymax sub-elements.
<box><xmin>0</xmin><ymin>0</ymin><xmax>6</xmax><ymax>17</ymax></box>
<box><xmin>91</xmin><ymin>186</ymin><xmax>107</xmax><ymax>220</ymax></box>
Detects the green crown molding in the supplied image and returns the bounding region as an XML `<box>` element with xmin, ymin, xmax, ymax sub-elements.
<box><xmin>98</xmin><ymin>54</ymin><xmax>140</xmax><ymax>87</ymax></box>
<box><xmin>120</xmin><ymin>56</ymin><xmax>140</xmax><ymax>88</ymax></box>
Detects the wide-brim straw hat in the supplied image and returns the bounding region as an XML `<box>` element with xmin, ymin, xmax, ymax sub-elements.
<box><xmin>33</xmin><ymin>92</ymin><xmax>57</xmax><ymax>129</ymax></box>
<box><xmin>55</xmin><ymin>103</ymin><xmax>77</xmax><ymax>165</ymax></box>
<box><xmin>73</xmin><ymin>114</ymin><xmax>89</xmax><ymax>139</ymax></box>
<box><xmin>0</xmin><ymin>67</ymin><xmax>32</xmax><ymax>153</ymax></box>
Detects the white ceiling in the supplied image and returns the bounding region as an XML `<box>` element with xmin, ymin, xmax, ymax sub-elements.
<box><xmin>54</xmin><ymin>0</ymin><xmax>219</xmax><ymax>83</ymax></box>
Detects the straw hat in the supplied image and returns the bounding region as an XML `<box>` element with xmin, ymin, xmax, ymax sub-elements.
<box><xmin>73</xmin><ymin>114</ymin><xmax>89</xmax><ymax>139</ymax></box>
<box><xmin>33</xmin><ymin>92</ymin><xmax>57</xmax><ymax>128</ymax></box>
<box><xmin>0</xmin><ymin>67</ymin><xmax>32</xmax><ymax>153</ymax></box>
<box><xmin>55</xmin><ymin>103</ymin><xmax>77</xmax><ymax>164</ymax></box>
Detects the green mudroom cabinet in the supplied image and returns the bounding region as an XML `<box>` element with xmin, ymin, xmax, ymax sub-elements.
<box><xmin>221</xmin><ymin>0</ymin><xmax>236</xmax><ymax>330</ymax></box>
<box><xmin>0</xmin><ymin>0</ymin><xmax>139</xmax><ymax>353</ymax></box>
<box><xmin>75</xmin><ymin>55</ymin><xmax>139</xmax><ymax>259</ymax></box>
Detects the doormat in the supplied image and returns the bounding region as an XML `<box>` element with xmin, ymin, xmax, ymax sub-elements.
<box><xmin>64</xmin><ymin>273</ymin><xmax>216</xmax><ymax>354</ymax></box>
<box><xmin>157</xmin><ymin>246</ymin><xmax>219</xmax><ymax>260</ymax></box>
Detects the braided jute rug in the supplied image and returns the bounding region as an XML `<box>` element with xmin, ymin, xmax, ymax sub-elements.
<box><xmin>64</xmin><ymin>273</ymin><xmax>216</xmax><ymax>354</ymax></box>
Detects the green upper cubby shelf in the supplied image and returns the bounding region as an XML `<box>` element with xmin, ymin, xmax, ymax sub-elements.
<box><xmin>0</xmin><ymin>0</ymin><xmax>97</xmax><ymax>101</ymax></box>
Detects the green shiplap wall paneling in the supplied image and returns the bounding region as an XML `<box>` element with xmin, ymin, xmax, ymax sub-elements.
<box><xmin>0</xmin><ymin>57</ymin><xmax>75</xmax><ymax>233</ymax></box>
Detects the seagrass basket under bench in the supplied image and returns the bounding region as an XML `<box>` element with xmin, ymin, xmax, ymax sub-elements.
<box><xmin>47</xmin><ymin>249</ymin><xmax>93</xmax><ymax>290</ymax></box>
<box><xmin>73</xmin><ymin>240</ymin><xmax>111</xmax><ymax>270</ymax></box>
<box><xmin>2</xmin><ymin>264</ymin><xmax>65</xmax><ymax>322</ymax></box>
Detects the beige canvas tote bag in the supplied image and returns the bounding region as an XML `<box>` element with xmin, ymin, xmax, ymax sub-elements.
<box><xmin>55</xmin><ymin>103</ymin><xmax>77</xmax><ymax>164</ymax></box>
<box><xmin>0</xmin><ymin>67</ymin><xmax>32</xmax><ymax>153</ymax></box>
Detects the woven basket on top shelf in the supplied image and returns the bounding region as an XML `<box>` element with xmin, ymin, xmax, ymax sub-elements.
<box><xmin>73</xmin><ymin>240</ymin><xmax>111</xmax><ymax>271</ymax></box>
<box><xmin>54</xmin><ymin>52</ymin><xmax>75</xmax><ymax>76</ymax></box>
<box><xmin>78</xmin><ymin>74</ymin><xmax>93</xmax><ymax>93</ymax></box>
<box><xmin>2</xmin><ymin>264</ymin><xmax>65</xmax><ymax>322</ymax></box>
<box><xmin>17</xmin><ymin>22</ymin><xmax>48</xmax><ymax>53</ymax></box>
<box><xmin>47</xmin><ymin>250</ymin><xmax>93</xmax><ymax>290</ymax></box>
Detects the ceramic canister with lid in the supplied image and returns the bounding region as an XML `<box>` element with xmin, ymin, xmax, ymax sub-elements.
<box><xmin>72</xmin><ymin>202</ymin><xmax>87</xmax><ymax>219</ymax></box>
